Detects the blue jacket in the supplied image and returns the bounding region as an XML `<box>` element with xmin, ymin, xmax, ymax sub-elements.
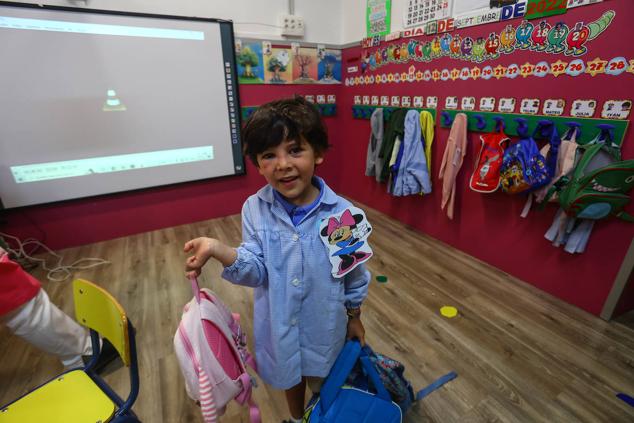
<box><xmin>221</xmin><ymin>177</ymin><xmax>370</xmax><ymax>389</ymax></box>
<box><xmin>392</xmin><ymin>110</ymin><xmax>431</xmax><ymax>196</ymax></box>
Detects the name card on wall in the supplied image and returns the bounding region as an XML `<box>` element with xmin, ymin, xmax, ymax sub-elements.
<box><xmin>413</xmin><ymin>96</ymin><xmax>424</xmax><ymax>107</ymax></box>
<box><xmin>371</xmin><ymin>95</ymin><xmax>379</xmax><ymax>106</ymax></box>
<box><xmin>426</xmin><ymin>96</ymin><xmax>438</xmax><ymax>109</ymax></box>
<box><xmin>601</xmin><ymin>100</ymin><xmax>632</xmax><ymax>120</ymax></box>
<box><xmin>316</xmin><ymin>95</ymin><xmax>326</xmax><ymax>104</ymax></box>
<box><xmin>401</xmin><ymin>96</ymin><xmax>412</xmax><ymax>107</ymax></box>
<box><xmin>362</xmin><ymin>95</ymin><xmax>370</xmax><ymax>105</ymax></box>
<box><xmin>571</xmin><ymin>99</ymin><xmax>596</xmax><ymax>118</ymax></box>
<box><xmin>445</xmin><ymin>96</ymin><xmax>458</xmax><ymax>109</ymax></box>
<box><xmin>305</xmin><ymin>95</ymin><xmax>315</xmax><ymax>103</ymax></box>
<box><xmin>520</xmin><ymin>98</ymin><xmax>540</xmax><ymax>115</ymax></box>
<box><xmin>327</xmin><ymin>94</ymin><xmax>336</xmax><ymax>104</ymax></box>
<box><xmin>480</xmin><ymin>97</ymin><xmax>495</xmax><ymax>112</ymax></box>
<box><xmin>381</xmin><ymin>96</ymin><xmax>390</xmax><ymax>106</ymax></box>
<box><xmin>543</xmin><ymin>99</ymin><xmax>565</xmax><ymax>116</ymax></box>
<box><xmin>461</xmin><ymin>97</ymin><xmax>476</xmax><ymax>111</ymax></box>
<box><xmin>391</xmin><ymin>96</ymin><xmax>400</xmax><ymax>107</ymax></box>
<box><xmin>498</xmin><ymin>98</ymin><xmax>516</xmax><ymax>113</ymax></box>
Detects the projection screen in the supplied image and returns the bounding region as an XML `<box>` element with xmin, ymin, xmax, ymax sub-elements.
<box><xmin>0</xmin><ymin>1</ymin><xmax>244</xmax><ymax>209</ymax></box>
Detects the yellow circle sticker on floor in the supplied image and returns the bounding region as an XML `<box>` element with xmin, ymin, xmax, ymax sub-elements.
<box><xmin>440</xmin><ymin>306</ymin><xmax>458</xmax><ymax>318</ymax></box>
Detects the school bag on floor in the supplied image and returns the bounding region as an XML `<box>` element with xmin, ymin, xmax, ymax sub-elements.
<box><xmin>303</xmin><ymin>340</ymin><xmax>456</xmax><ymax>423</ymax></box>
<box><xmin>500</xmin><ymin>121</ymin><xmax>560</xmax><ymax>195</ymax></box>
<box><xmin>174</xmin><ymin>277</ymin><xmax>260</xmax><ymax>423</ymax></box>
<box><xmin>469</xmin><ymin>126</ymin><xmax>509</xmax><ymax>193</ymax></box>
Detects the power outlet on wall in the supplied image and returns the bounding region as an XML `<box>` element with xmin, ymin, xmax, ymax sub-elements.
<box><xmin>279</xmin><ymin>14</ymin><xmax>304</xmax><ymax>37</ymax></box>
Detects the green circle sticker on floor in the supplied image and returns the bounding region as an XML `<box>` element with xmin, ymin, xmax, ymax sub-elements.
<box><xmin>440</xmin><ymin>306</ymin><xmax>458</xmax><ymax>318</ymax></box>
<box><xmin>376</xmin><ymin>275</ymin><xmax>388</xmax><ymax>283</ymax></box>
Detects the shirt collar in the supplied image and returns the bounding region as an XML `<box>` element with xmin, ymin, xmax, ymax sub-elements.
<box><xmin>257</xmin><ymin>175</ymin><xmax>338</xmax><ymax>206</ymax></box>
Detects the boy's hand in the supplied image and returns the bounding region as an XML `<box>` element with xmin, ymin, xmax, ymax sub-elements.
<box><xmin>184</xmin><ymin>237</ymin><xmax>214</xmax><ymax>278</ymax></box>
<box><xmin>346</xmin><ymin>317</ymin><xmax>366</xmax><ymax>346</ymax></box>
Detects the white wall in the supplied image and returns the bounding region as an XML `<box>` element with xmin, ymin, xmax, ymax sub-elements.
<box><xmin>7</xmin><ymin>0</ymin><xmax>346</xmax><ymax>45</ymax></box>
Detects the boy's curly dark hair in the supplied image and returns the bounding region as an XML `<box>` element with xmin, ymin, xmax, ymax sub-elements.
<box><xmin>241</xmin><ymin>96</ymin><xmax>330</xmax><ymax>166</ymax></box>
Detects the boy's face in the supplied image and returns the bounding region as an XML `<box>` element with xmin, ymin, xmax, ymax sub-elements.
<box><xmin>256</xmin><ymin>137</ymin><xmax>323</xmax><ymax>206</ymax></box>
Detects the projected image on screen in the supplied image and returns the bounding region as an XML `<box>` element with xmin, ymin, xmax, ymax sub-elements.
<box><xmin>0</xmin><ymin>3</ymin><xmax>243</xmax><ymax>209</ymax></box>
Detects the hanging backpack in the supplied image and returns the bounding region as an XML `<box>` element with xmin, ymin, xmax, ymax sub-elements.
<box><xmin>500</xmin><ymin>120</ymin><xmax>560</xmax><ymax>194</ymax></box>
<box><xmin>303</xmin><ymin>340</ymin><xmax>456</xmax><ymax>423</ymax></box>
<box><xmin>556</xmin><ymin>128</ymin><xmax>634</xmax><ymax>221</ymax></box>
<box><xmin>174</xmin><ymin>277</ymin><xmax>260</xmax><ymax>423</ymax></box>
<box><xmin>469</xmin><ymin>125</ymin><xmax>509</xmax><ymax>193</ymax></box>
<box><xmin>535</xmin><ymin>125</ymin><xmax>580</xmax><ymax>204</ymax></box>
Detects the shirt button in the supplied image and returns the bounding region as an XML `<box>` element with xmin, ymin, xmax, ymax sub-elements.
<box><xmin>291</xmin><ymin>318</ymin><xmax>298</xmax><ymax>326</ymax></box>
<box><xmin>292</xmin><ymin>233</ymin><xmax>299</xmax><ymax>241</ymax></box>
<box><xmin>292</xmin><ymin>278</ymin><xmax>300</xmax><ymax>286</ymax></box>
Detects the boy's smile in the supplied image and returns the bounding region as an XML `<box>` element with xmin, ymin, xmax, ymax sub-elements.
<box><xmin>257</xmin><ymin>137</ymin><xmax>323</xmax><ymax>206</ymax></box>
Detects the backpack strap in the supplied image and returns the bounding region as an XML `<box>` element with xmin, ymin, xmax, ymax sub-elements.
<box><xmin>190</xmin><ymin>276</ymin><xmax>202</xmax><ymax>303</ymax></box>
<box><xmin>415</xmin><ymin>371</ymin><xmax>458</xmax><ymax>401</ymax></box>
<box><xmin>319</xmin><ymin>340</ymin><xmax>362</xmax><ymax>413</ymax></box>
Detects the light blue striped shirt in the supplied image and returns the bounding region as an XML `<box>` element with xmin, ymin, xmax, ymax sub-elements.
<box><xmin>222</xmin><ymin>177</ymin><xmax>371</xmax><ymax>389</ymax></box>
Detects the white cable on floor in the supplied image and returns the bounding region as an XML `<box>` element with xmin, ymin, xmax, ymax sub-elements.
<box><xmin>0</xmin><ymin>232</ymin><xmax>110</xmax><ymax>282</ymax></box>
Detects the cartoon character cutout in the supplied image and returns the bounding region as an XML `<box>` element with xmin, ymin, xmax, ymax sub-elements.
<box><xmin>460</xmin><ymin>37</ymin><xmax>474</xmax><ymax>58</ymax></box>
<box><xmin>400</xmin><ymin>42</ymin><xmax>409</xmax><ymax>62</ymax></box>
<box><xmin>500</xmin><ymin>25</ymin><xmax>516</xmax><ymax>54</ymax></box>
<box><xmin>531</xmin><ymin>21</ymin><xmax>551</xmax><ymax>51</ymax></box>
<box><xmin>450</xmin><ymin>34</ymin><xmax>462</xmax><ymax>58</ymax></box>
<box><xmin>515</xmin><ymin>20</ymin><xmax>534</xmax><ymax>50</ymax></box>
<box><xmin>422</xmin><ymin>42</ymin><xmax>433</xmax><ymax>62</ymax></box>
<box><xmin>565</xmin><ymin>22</ymin><xmax>590</xmax><ymax>56</ymax></box>
<box><xmin>319</xmin><ymin>207</ymin><xmax>373</xmax><ymax>278</ymax></box>
<box><xmin>408</xmin><ymin>40</ymin><xmax>417</xmax><ymax>59</ymax></box>
<box><xmin>472</xmin><ymin>37</ymin><xmax>486</xmax><ymax>63</ymax></box>
<box><xmin>414</xmin><ymin>41</ymin><xmax>424</xmax><ymax>60</ymax></box>
<box><xmin>485</xmin><ymin>32</ymin><xmax>500</xmax><ymax>59</ymax></box>
<box><xmin>440</xmin><ymin>34</ymin><xmax>452</xmax><ymax>55</ymax></box>
<box><xmin>547</xmin><ymin>22</ymin><xmax>569</xmax><ymax>54</ymax></box>
<box><xmin>431</xmin><ymin>37</ymin><xmax>442</xmax><ymax>58</ymax></box>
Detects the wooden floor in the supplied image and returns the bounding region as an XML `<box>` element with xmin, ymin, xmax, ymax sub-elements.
<box><xmin>1</xmin><ymin>202</ymin><xmax>633</xmax><ymax>422</ymax></box>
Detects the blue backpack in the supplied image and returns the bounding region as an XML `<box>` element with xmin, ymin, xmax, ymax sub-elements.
<box><xmin>303</xmin><ymin>341</ymin><xmax>456</xmax><ymax>422</ymax></box>
<box><xmin>500</xmin><ymin>120</ymin><xmax>560</xmax><ymax>194</ymax></box>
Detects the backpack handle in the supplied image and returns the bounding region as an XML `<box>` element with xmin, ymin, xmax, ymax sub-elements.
<box><xmin>319</xmin><ymin>340</ymin><xmax>392</xmax><ymax>414</ymax></box>
<box><xmin>189</xmin><ymin>276</ymin><xmax>202</xmax><ymax>303</ymax></box>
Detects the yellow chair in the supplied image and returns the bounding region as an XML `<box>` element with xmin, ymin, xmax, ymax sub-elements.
<box><xmin>0</xmin><ymin>279</ymin><xmax>141</xmax><ymax>422</ymax></box>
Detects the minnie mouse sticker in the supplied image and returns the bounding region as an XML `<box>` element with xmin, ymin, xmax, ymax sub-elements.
<box><xmin>319</xmin><ymin>207</ymin><xmax>373</xmax><ymax>278</ymax></box>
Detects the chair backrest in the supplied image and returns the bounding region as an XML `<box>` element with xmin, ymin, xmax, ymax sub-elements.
<box><xmin>73</xmin><ymin>279</ymin><xmax>130</xmax><ymax>366</ymax></box>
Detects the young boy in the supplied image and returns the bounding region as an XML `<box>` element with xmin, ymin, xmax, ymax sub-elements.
<box><xmin>184</xmin><ymin>97</ymin><xmax>370</xmax><ymax>422</ymax></box>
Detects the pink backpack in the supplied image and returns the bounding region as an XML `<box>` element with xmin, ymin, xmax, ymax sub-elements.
<box><xmin>174</xmin><ymin>277</ymin><xmax>260</xmax><ymax>423</ymax></box>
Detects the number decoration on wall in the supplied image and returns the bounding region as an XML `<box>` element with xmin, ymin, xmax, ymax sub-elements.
<box><xmin>525</xmin><ymin>0</ymin><xmax>568</xmax><ymax>20</ymax></box>
<box><xmin>347</xmin><ymin>55</ymin><xmax>632</xmax><ymax>86</ymax></box>
<box><xmin>367</xmin><ymin>10</ymin><xmax>615</xmax><ymax>72</ymax></box>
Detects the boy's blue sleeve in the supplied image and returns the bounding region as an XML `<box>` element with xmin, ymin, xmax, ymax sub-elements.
<box><xmin>344</xmin><ymin>263</ymin><xmax>370</xmax><ymax>308</ymax></box>
<box><xmin>221</xmin><ymin>202</ymin><xmax>268</xmax><ymax>287</ymax></box>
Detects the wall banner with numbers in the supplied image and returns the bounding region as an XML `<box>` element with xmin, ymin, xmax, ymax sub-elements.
<box><xmin>368</xmin><ymin>9</ymin><xmax>615</xmax><ymax>71</ymax></box>
<box><xmin>404</xmin><ymin>0</ymin><xmax>452</xmax><ymax>29</ymax></box>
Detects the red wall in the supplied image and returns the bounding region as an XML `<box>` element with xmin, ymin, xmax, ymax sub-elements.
<box><xmin>338</xmin><ymin>1</ymin><xmax>634</xmax><ymax>317</ymax></box>
<box><xmin>0</xmin><ymin>84</ymin><xmax>343</xmax><ymax>250</ymax></box>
